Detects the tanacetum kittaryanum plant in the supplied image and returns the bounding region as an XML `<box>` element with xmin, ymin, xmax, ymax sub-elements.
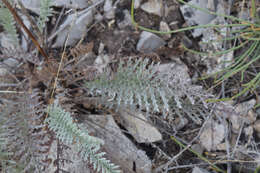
<box><xmin>38</xmin><ymin>0</ymin><xmax>53</xmax><ymax>32</ymax></box>
<box><xmin>86</xmin><ymin>58</ymin><xmax>169</xmax><ymax>113</ymax></box>
<box><xmin>0</xmin><ymin>0</ymin><xmax>53</xmax><ymax>43</ymax></box>
<box><xmin>46</xmin><ymin>103</ymin><xmax>120</xmax><ymax>173</ymax></box>
<box><xmin>0</xmin><ymin>120</ymin><xmax>16</xmax><ymax>172</ymax></box>
<box><xmin>0</xmin><ymin>0</ymin><xmax>18</xmax><ymax>45</ymax></box>
<box><xmin>85</xmin><ymin>58</ymin><xmax>212</xmax><ymax>122</ymax></box>
<box><xmin>0</xmin><ymin>91</ymin><xmax>50</xmax><ymax>173</ymax></box>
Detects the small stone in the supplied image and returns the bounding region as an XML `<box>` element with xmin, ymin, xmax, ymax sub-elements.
<box><xmin>173</xmin><ymin>117</ymin><xmax>188</xmax><ymax>130</ymax></box>
<box><xmin>53</xmin><ymin>0</ymin><xmax>90</xmax><ymax>9</ymax></box>
<box><xmin>52</xmin><ymin>9</ymin><xmax>93</xmax><ymax>48</ymax></box>
<box><xmin>165</xmin><ymin>5</ymin><xmax>177</xmax><ymax>18</ymax></box>
<box><xmin>3</xmin><ymin>58</ymin><xmax>19</xmax><ymax>68</ymax></box>
<box><xmin>137</xmin><ymin>31</ymin><xmax>165</xmax><ymax>53</ymax></box>
<box><xmin>94</xmin><ymin>13</ymin><xmax>103</xmax><ymax>22</ymax></box>
<box><xmin>192</xmin><ymin>167</ymin><xmax>210</xmax><ymax>173</ymax></box>
<box><xmin>159</xmin><ymin>21</ymin><xmax>171</xmax><ymax>40</ymax></box>
<box><xmin>256</xmin><ymin>107</ymin><xmax>260</xmax><ymax>117</ymax></box>
<box><xmin>191</xmin><ymin>144</ymin><xmax>204</xmax><ymax>155</ymax></box>
<box><xmin>233</xmin><ymin>99</ymin><xmax>256</xmax><ymax>128</ymax></box>
<box><xmin>180</xmin><ymin>0</ymin><xmax>217</xmax><ymax>37</ymax></box>
<box><xmin>244</xmin><ymin>126</ymin><xmax>253</xmax><ymax>138</ymax></box>
<box><xmin>199</xmin><ymin>120</ymin><xmax>225</xmax><ymax>151</ymax></box>
<box><xmin>207</xmin><ymin>0</ymin><xmax>216</xmax><ymax>11</ymax></box>
<box><xmin>247</xmin><ymin>110</ymin><xmax>257</xmax><ymax>124</ymax></box>
<box><xmin>104</xmin><ymin>0</ymin><xmax>115</xmax><ymax>19</ymax></box>
<box><xmin>217</xmin><ymin>143</ymin><xmax>226</xmax><ymax>151</ymax></box>
<box><xmin>235</xmin><ymin>99</ymin><xmax>256</xmax><ymax>116</ymax></box>
<box><xmin>181</xmin><ymin>35</ymin><xmax>193</xmax><ymax>49</ymax></box>
<box><xmin>134</xmin><ymin>0</ymin><xmax>142</xmax><ymax>9</ymax></box>
<box><xmin>118</xmin><ymin>109</ymin><xmax>162</xmax><ymax>143</ymax></box>
<box><xmin>229</xmin><ymin>113</ymin><xmax>242</xmax><ymax>134</ymax></box>
<box><xmin>141</xmin><ymin>0</ymin><xmax>163</xmax><ymax>17</ymax></box>
<box><xmin>253</xmin><ymin>120</ymin><xmax>260</xmax><ymax>138</ymax></box>
<box><xmin>117</xmin><ymin>10</ymin><xmax>132</xmax><ymax>29</ymax></box>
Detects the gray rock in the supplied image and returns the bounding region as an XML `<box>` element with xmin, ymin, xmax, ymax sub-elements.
<box><xmin>180</xmin><ymin>0</ymin><xmax>218</xmax><ymax>37</ymax></box>
<box><xmin>52</xmin><ymin>9</ymin><xmax>93</xmax><ymax>48</ymax></box>
<box><xmin>160</xmin><ymin>21</ymin><xmax>171</xmax><ymax>40</ymax></box>
<box><xmin>82</xmin><ymin>114</ymin><xmax>153</xmax><ymax>173</ymax></box>
<box><xmin>192</xmin><ymin>167</ymin><xmax>211</xmax><ymax>173</ymax></box>
<box><xmin>214</xmin><ymin>102</ymin><xmax>244</xmax><ymax>134</ymax></box>
<box><xmin>141</xmin><ymin>0</ymin><xmax>163</xmax><ymax>16</ymax></box>
<box><xmin>137</xmin><ymin>31</ymin><xmax>165</xmax><ymax>53</ymax></box>
<box><xmin>118</xmin><ymin>108</ymin><xmax>162</xmax><ymax>143</ymax></box>
<box><xmin>173</xmin><ymin>117</ymin><xmax>188</xmax><ymax>130</ymax></box>
<box><xmin>181</xmin><ymin>35</ymin><xmax>193</xmax><ymax>48</ymax></box>
<box><xmin>235</xmin><ymin>99</ymin><xmax>256</xmax><ymax>124</ymax></box>
<box><xmin>244</xmin><ymin>126</ymin><xmax>253</xmax><ymax>138</ymax></box>
<box><xmin>254</xmin><ymin>120</ymin><xmax>260</xmax><ymax>138</ymax></box>
<box><xmin>199</xmin><ymin>120</ymin><xmax>225</xmax><ymax>151</ymax></box>
<box><xmin>191</xmin><ymin>144</ymin><xmax>204</xmax><ymax>155</ymax></box>
<box><xmin>117</xmin><ymin>10</ymin><xmax>132</xmax><ymax>29</ymax></box>
<box><xmin>104</xmin><ymin>0</ymin><xmax>115</xmax><ymax>19</ymax></box>
<box><xmin>134</xmin><ymin>0</ymin><xmax>142</xmax><ymax>9</ymax></box>
<box><xmin>53</xmin><ymin>0</ymin><xmax>91</xmax><ymax>9</ymax></box>
<box><xmin>20</xmin><ymin>0</ymin><xmax>91</xmax><ymax>13</ymax></box>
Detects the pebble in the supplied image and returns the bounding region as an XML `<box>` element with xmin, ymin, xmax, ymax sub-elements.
<box><xmin>134</xmin><ymin>0</ymin><xmax>142</xmax><ymax>9</ymax></box>
<box><xmin>116</xmin><ymin>10</ymin><xmax>132</xmax><ymax>29</ymax></box>
<box><xmin>192</xmin><ymin>167</ymin><xmax>210</xmax><ymax>173</ymax></box>
<box><xmin>159</xmin><ymin>21</ymin><xmax>171</xmax><ymax>40</ymax></box>
<box><xmin>141</xmin><ymin>0</ymin><xmax>163</xmax><ymax>17</ymax></box>
<box><xmin>253</xmin><ymin>120</ymin><xmax>260</xmax><ymax>138</ymax></box>
<box><xmin>136</xmin><ymin>31</ymin><xmax>165</xmax><ymax>53</ymax></box>
<box><xmin>180</xmin><ymin>0</ymin><xmax>217</xmax><ymax>37</ymax></box>
<box><xmin>104</xmin><ymin>0</ymin><xmax>115</xmax><ymax>19</ymax></box>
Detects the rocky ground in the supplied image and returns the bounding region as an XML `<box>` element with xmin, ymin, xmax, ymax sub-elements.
<box><xmin>1</xmin><ymin>0</ymin><xmax>260</xmax><ymax>173</ymax></box>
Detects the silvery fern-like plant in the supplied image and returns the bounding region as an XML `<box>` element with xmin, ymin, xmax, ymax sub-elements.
<box><xmin>0</xmin><ymin>92</ymin><xmax>51</xmax><ymax>173</ymax></box>
<box><xmin>0</xmin><ymin>0</ymin><xmax>53</xmax><ymax>45</ymax></box>
<box><xmin>86</xmin><ymin>58</ymin><xmax>169</xmax><ymax>114</ymax></box>
<box><xmin>38</xmin><ymin>0</ymin><xmax>53</xmax><ymax>32</ymax></box>
<box><xmin>85</xmin><ymin>58</ymin><xmax>212</xmax><ymax>120</ymax></box>
<box><xmin>0</xmin><ymin>126</ymin><xmax>16</xmax><ymax>172</ymax></box>
<box><xmin>0</xmin><ymin>0</ymin><xmax>19</xmax><ymax>45</ymax></box>
<box><xmin>46</xmin><ymin>103</ymin><xmax>120</xmax><ymax>173</ymax></box>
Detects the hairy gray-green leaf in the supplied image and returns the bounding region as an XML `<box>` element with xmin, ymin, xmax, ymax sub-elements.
<box><xmin>38</xmin><ymin>0</ymin><xmax>53</xmax><ymax>32</ymax></box>
<box><xmin>46</xmin><ymin>103</ymin><xmax>120</xmax><ymax>173</ymax></box>
<box><xmin>0</xmin><ymin>91</ymin><xmax>50</xmax><ymax>172</ymax></box>
<box><xmin>85</xmin><ymin>58</ymin><xmax>213</xmax><ymax>122</ymax></box>
<box><xmin>0</xmin><ymin>1</ymin><xmax>19</xmax><ymax>45</ymax></box>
